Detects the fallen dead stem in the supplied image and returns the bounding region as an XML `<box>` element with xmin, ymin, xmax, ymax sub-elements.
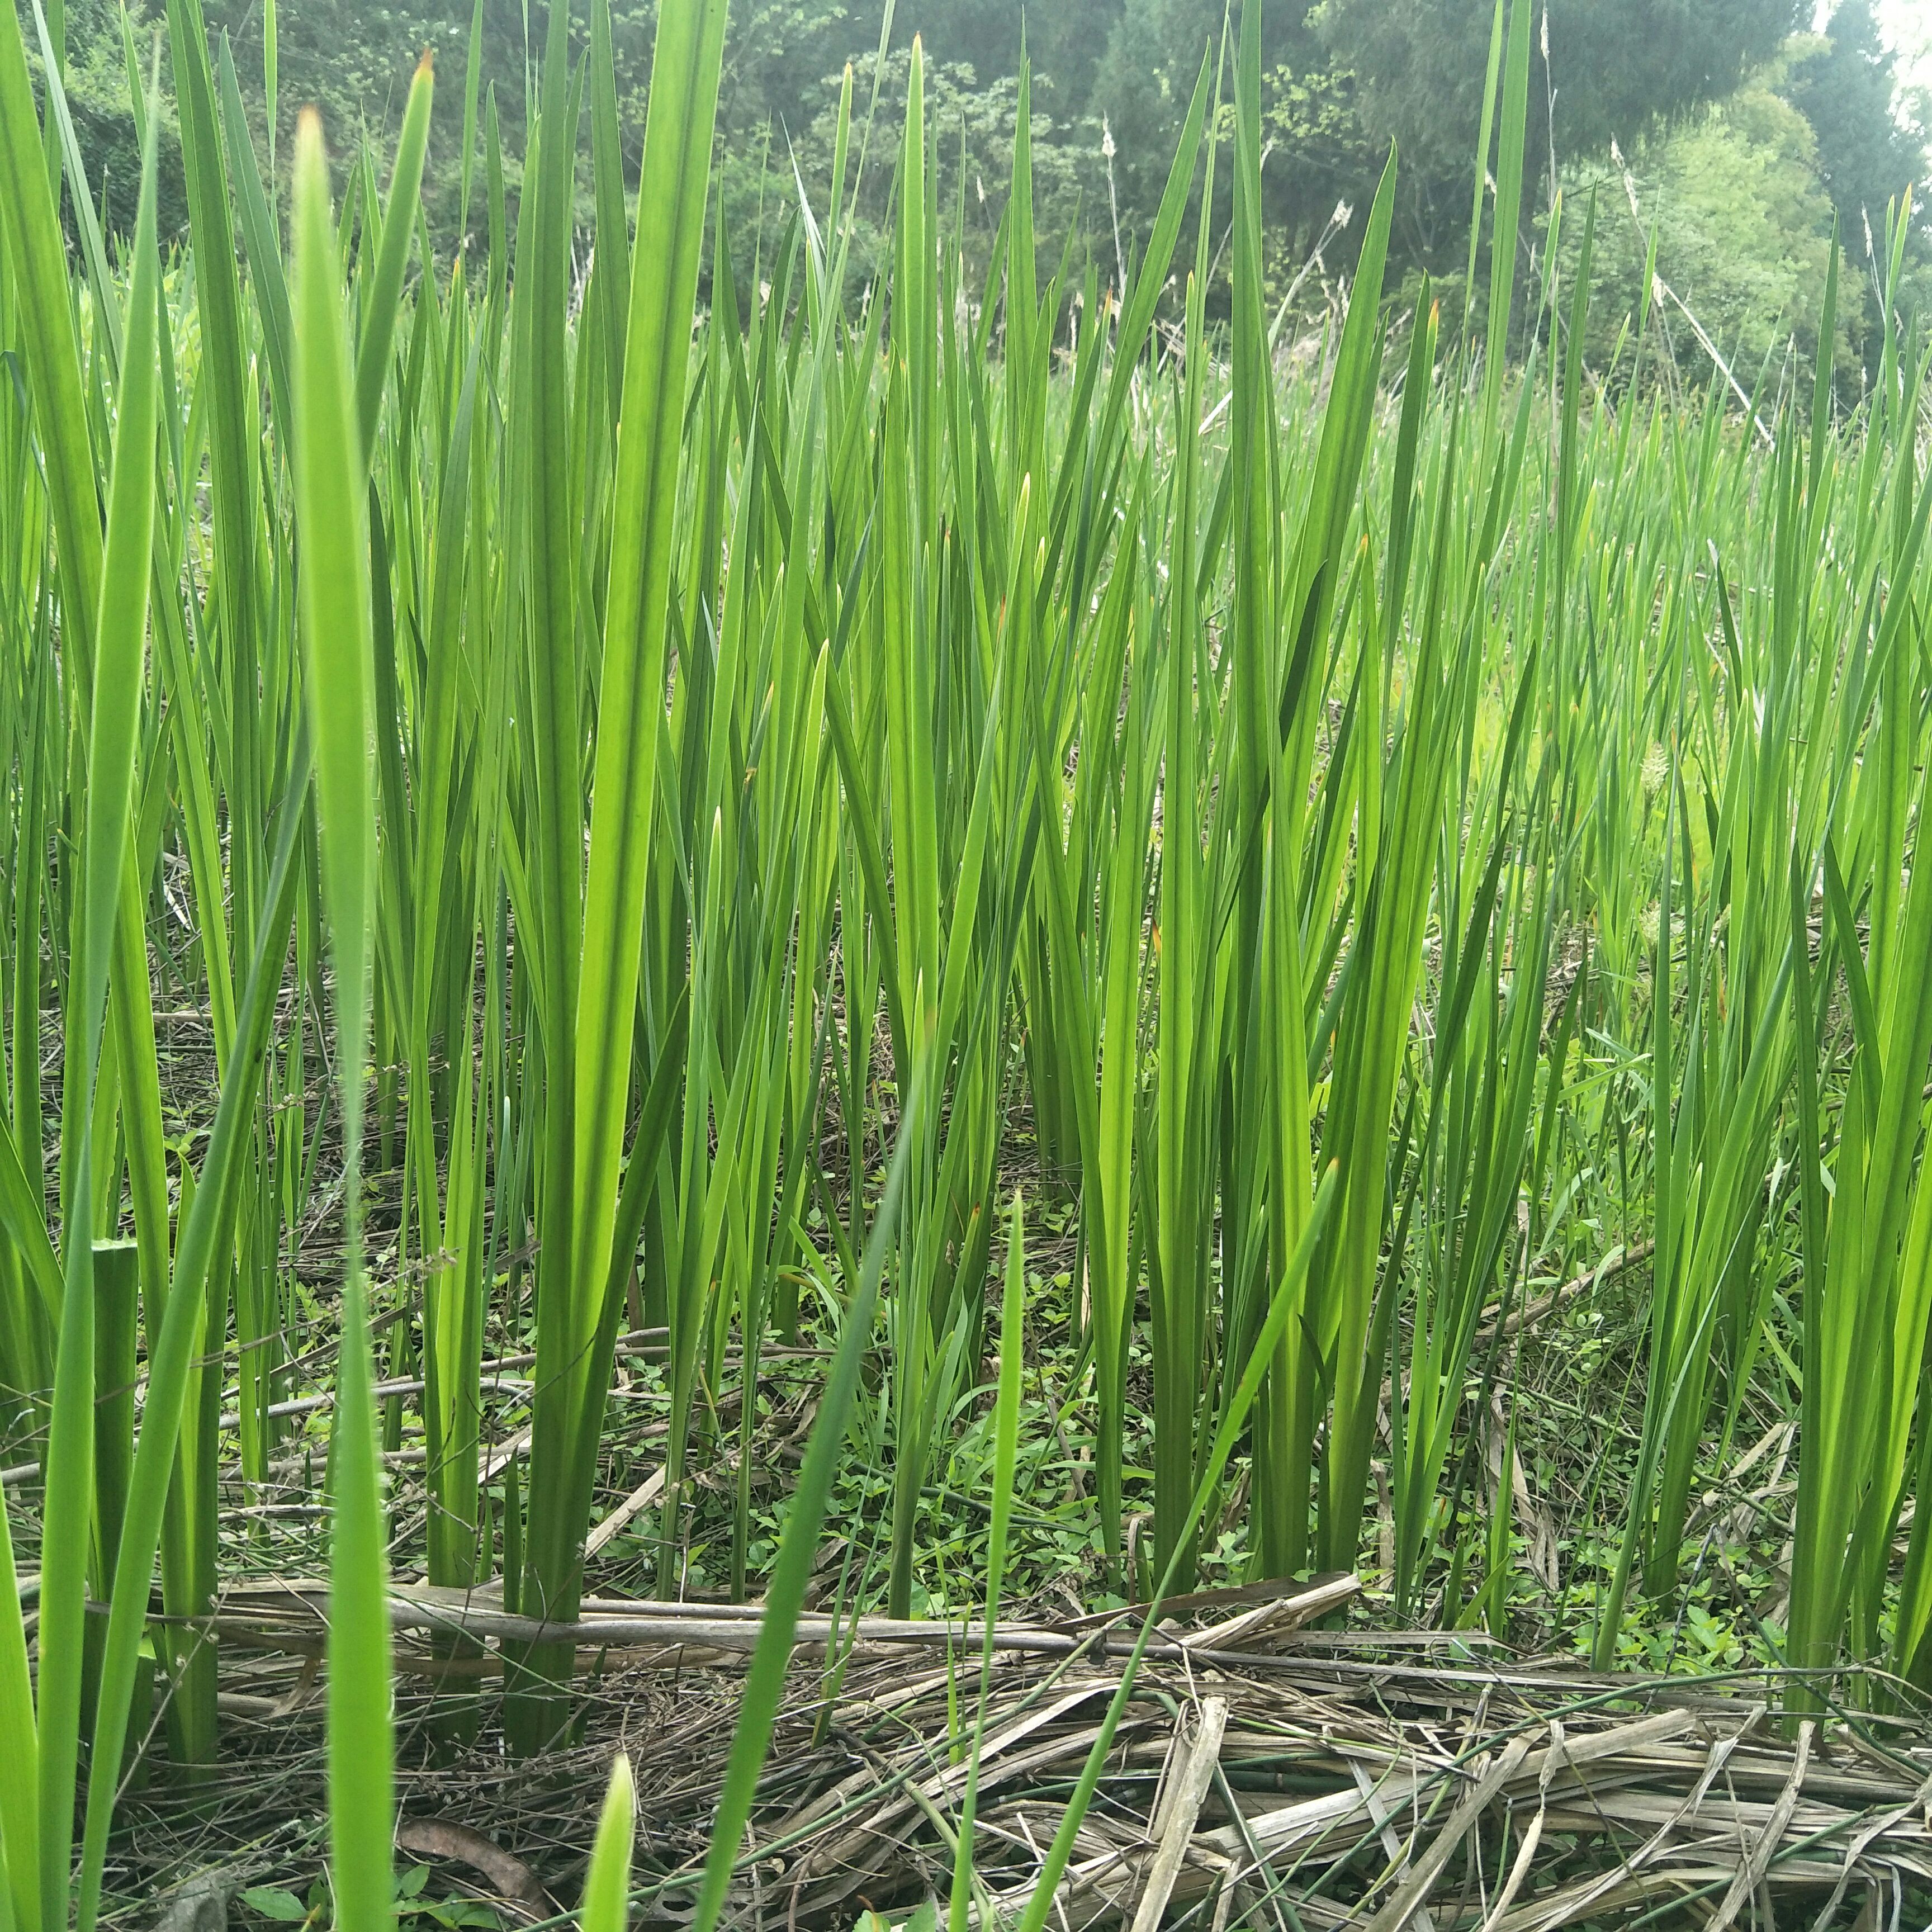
<box><xmin>94</xmin><ymin>1576</ymin><xmax>1932</xmax><ymax>1930</ymax></box>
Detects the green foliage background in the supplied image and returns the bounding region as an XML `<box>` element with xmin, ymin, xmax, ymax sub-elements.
<box><xmin>29</xmin><ymin>0</ymin><xmax>1932</xmax><ymax>383</ymax></box>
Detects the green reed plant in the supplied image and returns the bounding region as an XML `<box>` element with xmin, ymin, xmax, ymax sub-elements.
<box><xmin>288</xmin><ymin>99</ymin><xmax>397</xmax><ymax>1932</ymax></box>
<box><xmin>503</xmin><ymin>0</ymin><xmax>727</xmax><ymax>1747</ymax></box>
<box><xmin>4</xmin><ymin>19</ymin><xmax>1932</xmax><ymax>1914</ymax></box>
<box><xmin>0</xmin><ymin>28</ymin><xmax>159</xmax><ymax>1925</ymax></box>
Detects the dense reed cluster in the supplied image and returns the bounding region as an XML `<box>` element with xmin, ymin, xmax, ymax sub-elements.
<box><xmin>2</xmin><ymin>0</ymin><xmax>1932</xmax><ymax>1920</ymax></box>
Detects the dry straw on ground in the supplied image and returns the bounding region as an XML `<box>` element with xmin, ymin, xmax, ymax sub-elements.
<box><xmin>122</xmin><ymin>1575</ymin><xmax>1932</xmax><ymax>1931</ymax></box>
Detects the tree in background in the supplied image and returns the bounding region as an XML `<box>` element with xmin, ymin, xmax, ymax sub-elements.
<box><xmin>1784</xmin><ymin>1</ymin><xmax>1929</xmax><ymax>262</ymax></box>
<box><xmin>1564</xmin><ymin>68</ymin><xmax>1838</xmax><ymax>395</ymax></box>
<box><xmin>1554</xmin><ymin>7</ymin><xmax>1929</xmax><ymax>399</ymax></box>
<box><xmin>1313</xmin><ymin>0</ymin><xmax>1807</xmax><ymax>259</ymax></box>
<box><xmin>771</xmin><ymin>42</ymin><xmax>1100</xmax><ymax>309</ymax></box>
<box><xmin>1092</xmin><ymin>0</ymin><xmax>1381</xmax><ymax>306</ymax></box>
